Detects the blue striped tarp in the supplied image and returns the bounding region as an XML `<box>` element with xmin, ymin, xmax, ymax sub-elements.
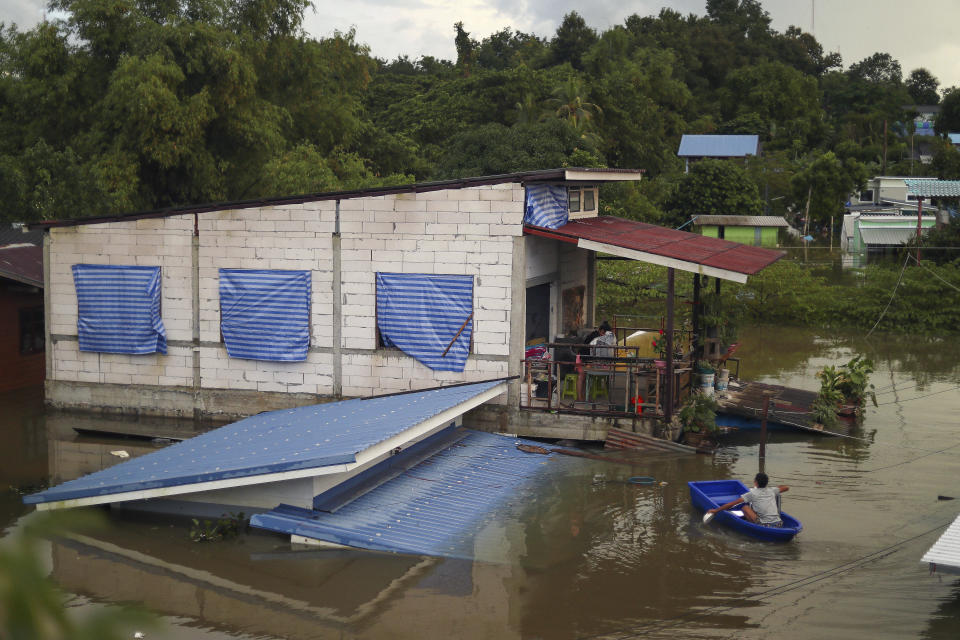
<box><xmin>220</xmin><ymin>269</ymin><xmax>311</xmax><ymax>361</ymax></box>
<box><xmin>376</xmin><ymin>273</ymin><xmax>472</xmax><ymax>372</ymax></box>
<box><xmin>72</xmin><ymin>264</ymin><xmax>167</xmax><ymax>355</ymax></box>
<box><xmin>524</xmin><ymin>184</ymin><xmax>569</xmax><ymax>229</ymax></box>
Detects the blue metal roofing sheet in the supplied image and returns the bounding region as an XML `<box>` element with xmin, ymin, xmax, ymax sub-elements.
<box><xmin>24</xmin><ymin>380</ymin><xmax>506</xmax><ymax>506</ymax></box>
<box><xmin>922</xmin><ymin>513</ymin><xmax>960</xmax><ymax>573</ymax></box>
<box><xmin>250</xmin><ymin>430</ymin><xmax>559</xmax><ymax>558</ymax></box>
<box><xmin>677</xmin><ymin>135</ymin><xmax>759</xmax><ymax>158</ymax></box>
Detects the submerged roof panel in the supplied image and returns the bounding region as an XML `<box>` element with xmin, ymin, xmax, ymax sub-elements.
<box><xmin>250</xmin><ymin>430</ymin><xmax>559</xmax><ymax>559</ymax></box>
<box><xmin>25</xmin><ymin>380</ymin><xmax>507</xmax><ymax>507</ymax></box>
<box><xmin>922</xmin><ymin>513</ymin><xmax>960</xmax><ymax>574</ymax></box>
<box><xmin>678</xmin><ymin>135</ymin><xmax>759</xmax><ymax>158</ymax></box>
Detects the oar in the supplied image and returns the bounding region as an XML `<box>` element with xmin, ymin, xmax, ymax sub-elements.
<box><xmin>702</xmin><ymin>511</ymin><xmax>716</xmax><ymax>524</ymax></box>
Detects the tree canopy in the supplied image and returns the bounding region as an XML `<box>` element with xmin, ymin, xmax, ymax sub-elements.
<box><xmin>0</xmin><ymin>0</ymin><xmax>943</xmax><ymax>223</ymax></box>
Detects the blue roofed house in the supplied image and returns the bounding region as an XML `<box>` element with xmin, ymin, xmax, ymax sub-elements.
<box><xmin>677</xmin><ymin>134</ymin><xmax>760</xmax><ymax>172</ymax></box>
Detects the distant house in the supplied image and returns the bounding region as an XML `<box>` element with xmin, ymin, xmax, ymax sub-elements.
<box><xmin>0</xmin><ymin>225</ymin><xmax>45</xmax><ymax>392</ymax></box>
<box><xmin>693</xmin><ymin>215</ymin><xmax>790</xmax><ymax>247</ymax></box>
<box><xmin>677</xmin><ymin>134</ymin><xmax>760</xmax><ymax>172</ymax></box>
<box><xmin>840</xmin><ymin>213</ymin><xmax>937</xmax><ymax>265</ymax></box>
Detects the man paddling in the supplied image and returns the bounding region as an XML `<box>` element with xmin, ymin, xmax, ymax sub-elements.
<box><xmin>707</xmin><ymin>473</ymin><xmax>789</xmax><ymax>527</ymax></box>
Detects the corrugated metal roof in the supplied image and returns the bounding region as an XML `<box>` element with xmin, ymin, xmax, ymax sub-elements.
<box><xmin>858</xmin><ymin>228</ymin><xmax>919</xmax><ymax>246</ymax></box>
<box><xmin>28</xmin><ymin>168</ymin><xmax>643</xmax><ymax>230</ymax></box>
<box><xmin>922</xmin><ymin>513</ymin><xmax>960</xmax><ymax>573</ymax></box>
<box><xmin>904</xmin><ymin>179</ymin><xmax>960</xmax><ymax>197</ymax></box>
<box><xmin>0</xmin><ymin>244</ymin><xmax>43</xmax><ymax>287</ymax></box>
<box><xmin>677</xmin><ymin>135</ymin><xmax>759</xmax><ymax>158</ymax></box>
<box><xmin>0</xmin><ymin>223</ymin><xmax>43</xmax><ymax>247</ymax></box>
<box><xmin>693</xmin><ymin>215</ymin><xmax>789</xmax><ymax>227</ymax></box>
<box><xmin>526</xmin><ymin>216</ymin><xmax>783</xmax><ymax>282</ymax></box>
<box><xmin>250</xmin><ymin>430</ymin><xmax>561</xmax><ymax>559</ymax></box>
<box><xmin>24</xmin><ymin>380</ymin><xmax>507</xmax><ymax>507</ymax></box>
<box><xmin>948</xmin><ymin>133</ymin><xmax>960</xmax><ymax>145</ymax></box>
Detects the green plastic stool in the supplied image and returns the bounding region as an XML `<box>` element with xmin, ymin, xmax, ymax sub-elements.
<box><xmin>586</xmin><ymin>372</ymin><xmax>610</xmax><ymax>401</ymax></box>
<box><xmin>561</xmin><ymin>374</ymin><xmax>578</xmax><ymax>400</ymax></box>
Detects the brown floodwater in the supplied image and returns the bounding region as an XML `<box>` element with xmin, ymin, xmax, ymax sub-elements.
<box><xmin>2</xmin><ymin>325</ymin><xmax>960</xmax><ymax>639</ymax></box>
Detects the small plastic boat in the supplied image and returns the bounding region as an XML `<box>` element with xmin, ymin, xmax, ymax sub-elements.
<box><xmin>689</xmin><ymin>479</ymin><xmax>802</xmax><ymax>542</ymax></box>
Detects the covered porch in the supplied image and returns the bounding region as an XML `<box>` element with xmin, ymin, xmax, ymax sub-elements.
<box><xmin>517</xmin><ymin>216</ymin><xmax>784</xmax><ymax>436</ymax></box>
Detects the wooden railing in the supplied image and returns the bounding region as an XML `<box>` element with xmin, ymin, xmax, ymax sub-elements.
<box><xmin>519</xmin><ymin>343</ymin><xmax>693</xmax><ymax>418</ymax></box>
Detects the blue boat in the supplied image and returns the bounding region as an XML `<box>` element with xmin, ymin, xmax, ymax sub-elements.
<box><xmin>688</xmin><ymin>479</ymin><xmax>802</xmax><ymax>542</ymax></box>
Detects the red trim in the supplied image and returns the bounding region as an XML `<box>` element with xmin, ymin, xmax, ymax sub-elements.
<box><xmin>522</xmin><ymin>225</ymin><xmax>579</xmax><ymax>244</ymax></box>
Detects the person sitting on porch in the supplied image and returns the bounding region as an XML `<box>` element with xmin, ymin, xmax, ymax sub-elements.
<box><xmin>589</xmin><ymin>321</ymin><xmax>617</xmax><ymax>358</ymax></box>
<box><xmin>707</xmin><ymin>472</ymin><xmax>789</xmax><ymax>527</ymax></box>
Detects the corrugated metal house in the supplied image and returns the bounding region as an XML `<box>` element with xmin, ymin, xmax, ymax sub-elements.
<box><xmin>677</xmin><ymin>134</ymin><xmax>760</xmax><ymax>172</ymax></box>
<box><xmin>693</xmin><ymin>215</ymin><xmax>790</xmax><ymax>247</ymax></box>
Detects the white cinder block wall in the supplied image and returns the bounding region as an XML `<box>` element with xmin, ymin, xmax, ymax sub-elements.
<box><xmin>46</xmin><ymin>183</ymin><xmax>525</xmax><ymax>411</ymax></box>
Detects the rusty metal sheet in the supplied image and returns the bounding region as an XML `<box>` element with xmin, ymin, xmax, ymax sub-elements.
<box><xmin>535</xmin><ymin>216</ymin><xmax>784</xmax><ymax>276</ymax></box>
<box><xmin>0</xmin><ymin>244</ymin><xmax>43</xmax><ymax>287</ymax></box>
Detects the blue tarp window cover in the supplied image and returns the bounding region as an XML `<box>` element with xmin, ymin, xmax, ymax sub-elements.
<box><xmin>376</xmin><ymin>273</ymin><xmax>473</xmax><ymax>372</ymax></box>
<box><xmin>72</xmin><ymin>264</ymin><xmax>167</xmax><ymax>355</ymax></box>
<box><xmin>220</xmin><ymin>269</ymin><xmax>311</xmax><ymax>361</ymax></box>
<box><xmin>524</xmin><ymin>184</ymin><xmax>569</xmax><ymax>229</ymax></box>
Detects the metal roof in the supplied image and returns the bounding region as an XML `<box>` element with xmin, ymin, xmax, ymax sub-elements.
<box><xmin>0</xmin><ymin>223</ymin><xmax>43</xmax><ymax>247</ymax></box>
<box><xmin>904</xmin><ymin>179</ymin><xmax>960</xmax><ymax>198</ymax></box>
<box><xmin>525</xmin><ymin>216</ymin><xmax>784</xmax><ymax>284</ymax></box>
<box><xmin>0</xmin><ymin>244</ymin><xmax>43</xmax><ymax>287</ymax></box>
<box><xmin>27</xmin><ymin>168</ymin><xmax>643</xmax><ymax>230</ymax></box>
<box><xmin>250</xmin><ymin>429</ymin><xmax>561</xmax><ymax>559</ymax></box>
<box><xmin>858</xmin><ymin>228</ymin><xmax>920</xmax><ymax>246</ymax></box>
<box><xmin>677</xmin><ymin>135</ymin><xmax>759</xmax><ymax>158</ymax></box>
<box><xmin>24</xmin><ymin>380</ymin><xmax>508</xmax><ymax>508</ymax></box>
<box><xmin>922</xmin><ymin>513</ymin><xmax>960</xmax><ymax>574</ymax></box>
<box><xmin>949</xmin><ymin>133</ymin><xmax>960</xmax><ymax>145</ymax></box>
<box><xmin>693</xmin><ymin>215</ymin><xmax>789</xmax><ymax>227</ymax></box>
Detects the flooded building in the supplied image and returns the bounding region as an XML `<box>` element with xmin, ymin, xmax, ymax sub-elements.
<box><xmin>33</xmin><ymin>169</ymin><xmax>782</xmax><ymax>439</ymax></box>
<box><xmin>0</xmin><ymin>224</ymin><xmax>45</xmax><ymax>391</ymax></box>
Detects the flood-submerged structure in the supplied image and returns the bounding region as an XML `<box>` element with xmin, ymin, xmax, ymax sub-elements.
<box><xmin>32</xmin><ymin>168</ymin><xmax>783</xmax><ymax>441</ymax></box>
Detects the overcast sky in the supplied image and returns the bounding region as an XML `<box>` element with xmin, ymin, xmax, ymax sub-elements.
<box><xmin>4</xmin><ymin>0</ymin><xmax>960</xmax><ymax>89</ymax></box>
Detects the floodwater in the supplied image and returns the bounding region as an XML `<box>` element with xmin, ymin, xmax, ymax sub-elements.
<box><xmin>2</xmin><ymin>325</ymin><xmax>960</xmax><ymax>639</ymax></box>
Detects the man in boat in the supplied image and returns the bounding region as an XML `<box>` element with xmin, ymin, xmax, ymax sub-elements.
<box><xmin>707</xmin><ymin>473</ymin><xmax>789</xmax><ymax>527</ymax></box>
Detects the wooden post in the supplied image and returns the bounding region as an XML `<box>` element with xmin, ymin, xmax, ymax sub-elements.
<box><xmin>665</xmin><ymin>268</ymin><xmax>675</xmax><ymax>423</ymax></box>
<box><xmin>692</xmin><ymin>274</ymin><xmax>701</xmax><ymax>359</ymax></box>
<box><xmin>759</xmin><ymin>390</ymin><xmax>775</xmax><ymax>474</ymax></box>
<box><xmin>917</xmin><ymin>196</ymin><xmax>924</xmax><ymax>265</ymax></box>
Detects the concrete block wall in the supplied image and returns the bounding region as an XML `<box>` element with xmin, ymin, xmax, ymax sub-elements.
<box><xmin>338</xmin><ymin>185</ymin><xmax>524</xmax><ymax>399</ymax></box>
<box><xmin>46</xmin><ymin>182</ymin><xmax>526</xmax><ymax>414</ymax></box>
<box><xmin>48</xmin><ymin>216</ymin><xmax>194</xmax><ymax>388</ymax></box>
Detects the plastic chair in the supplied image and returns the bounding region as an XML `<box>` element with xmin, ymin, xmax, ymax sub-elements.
<box><xmin>561</xmin><ymin>374</ymin><xmax>578</xmax><ymax>400</ymax></box>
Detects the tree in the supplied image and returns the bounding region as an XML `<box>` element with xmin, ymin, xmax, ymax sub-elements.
<box><xmin>791</xmin><ymin>151</ymin><xmax>868</xmax><ymax>226</ymax></box>
<box><xmin>550</xmin><ymin>12</ymin><xmax>597</xmax><ymax>70</ymax></box>
<box><xmin>453</xmin><ymin>22</ymin><xmax>477</xmax><ymax>75</ymax></box>
<box><xmin>906</xmin><ymin>68</ymin><xmax>940</xmax><ymax>104</ymax></box>
<box><xmin>848</xmin><ymin>52</ymin><xmax>902</xmax><ymax>85</ymax></box>
<box><xmin>665</xmin><ymin>159</ymin><xmax>763</xmax><ymax>227</ymax></box>
<box><xmin>935</xmin><ymin>89</ymin><xmax>960</xmax><ymax>135</ymax></box>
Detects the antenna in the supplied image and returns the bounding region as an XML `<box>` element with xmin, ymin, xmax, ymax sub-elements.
<box><xmin>811</xmin><ymin>0</ymin><xmax>815</xmax><ymax>34</ymax></box>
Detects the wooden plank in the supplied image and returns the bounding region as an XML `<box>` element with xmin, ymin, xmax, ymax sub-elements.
<box><xmin>604</xmin><ymin>427</ymin><xmax>703</xmax><ymax>454</ymax></box>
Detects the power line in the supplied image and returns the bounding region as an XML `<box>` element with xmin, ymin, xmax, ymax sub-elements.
<box><xmin>581</xmin><ymin>521</ymin><xmax>951</xmax><ymax>639</ymax></box>
<box><xmin>865</xmin><ymin>251</ymin><xmax>912</xmax><ymax>338</ymax></box>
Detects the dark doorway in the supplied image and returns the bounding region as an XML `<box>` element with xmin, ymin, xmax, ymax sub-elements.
<box><xmin>525</xmin><ymin>283</ymin><xmax>550</xmax><ymax>343</ymax></box>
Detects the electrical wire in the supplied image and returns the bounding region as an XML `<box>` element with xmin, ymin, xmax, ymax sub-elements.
<box><xmin>576</xmin><ymin>520</ymin><xmax>952</xmax><ymax>639</ymax></box>
<box><xmin>865</xmin><ymin>251</ymin><xmax>912</xmax><ymax>338</ymax></box>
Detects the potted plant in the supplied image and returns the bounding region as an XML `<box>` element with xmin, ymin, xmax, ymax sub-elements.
<box><xmin>678</xmin><ymin>391</ymin><xmax>720</xmax><ymax>447</ymax></box>
<box><xmin>813</xmin><ymin>355</ymin><xmax>877</xmax><ymax>426</ymax></box>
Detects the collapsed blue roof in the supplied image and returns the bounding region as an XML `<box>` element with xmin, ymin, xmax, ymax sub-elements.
<box><xmin>25</xmin><ymin>380</ymin><xmax>506</xmax><ymax>506</ymax></box>
<box><xmin>677</xmin><ymin>134</ymin><xmax>759</xmax><ymax>158</ymax></box>
<box><xmin>250</xmin><ymin>430</ymin><xmax>558</xmax><ymax>559</ymax></box>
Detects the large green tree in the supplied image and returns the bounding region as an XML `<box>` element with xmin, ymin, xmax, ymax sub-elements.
<box><xmin>665</xmin><ymin>159</ymin><xmax>763</xmax><ymax>226</ymax></box>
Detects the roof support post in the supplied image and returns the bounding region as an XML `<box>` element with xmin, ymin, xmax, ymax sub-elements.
<box><xmin>692</xmin><ymin>273</ymin><xmax>701</xmax><ymax>361</ymax></box>
<box><xmin>665</xmin><ymin>268</ymin><xmax>675</xmax><ymax>423</ymax></box>
<box><xmin>917</xmin><ymin>196</ymin><xmax>924</xmax><ymax>265</ymax></box>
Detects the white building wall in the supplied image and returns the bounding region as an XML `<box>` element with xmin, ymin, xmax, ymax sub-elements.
<box><xmin>46</xmin><ymin>183</ymin><xmax>525</xmax><ymax>411</ymax></box>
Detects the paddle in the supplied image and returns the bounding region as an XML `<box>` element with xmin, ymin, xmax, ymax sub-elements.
<box><xmin>702</xmin><ymin>511</ymin><xmax>715</xmax><ymax>524</ymax></box>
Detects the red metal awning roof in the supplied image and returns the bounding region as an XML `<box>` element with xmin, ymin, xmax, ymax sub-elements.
<box><xmin>525</xmin><ymin>216</ymin><xmax>784</xmax><ymax>283</ymax></box>
<box><xmin>0</xmin><ymin>244</ymin><xmax>43</xmax><ymax>288</ymax></box>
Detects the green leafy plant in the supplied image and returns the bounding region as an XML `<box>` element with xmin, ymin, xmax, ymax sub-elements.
<box><xmin>816</xmin><ymin>356</ymin><xmax>877</xmax><ymax>409</ymax></box>
<box><xmin>678</xmin><ymin>392</ymin><xmax>720</xmax><ymax>434</ymax></box>
<box><xmin>189</xmin><ymin>512</ymin><xmax>247</xmax><ymax>543</ymax></box>
<box><xmin>809</xmin><ymin>395</ymin><xmax>841</xmax><ymax>430</ymax></box>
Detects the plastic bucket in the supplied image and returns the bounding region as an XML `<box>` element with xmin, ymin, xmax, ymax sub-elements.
<box><xmin>715</xmin><ymin>368</ymin><xmax>729</xmax><ymax>395</ymax></box>
<box><xmin>700</xmin><ymin>373</ymin><xmax>715</xmax><ymax>396</ymax></box>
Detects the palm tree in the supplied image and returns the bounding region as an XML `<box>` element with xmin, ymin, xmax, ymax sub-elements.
<box><xmin>546</xmin><ymin>76</ymin><xmax>602</xmax><ymax>131</ymax></box>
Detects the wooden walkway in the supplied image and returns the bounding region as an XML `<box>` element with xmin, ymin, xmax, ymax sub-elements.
<box><xmin>604</xmin><ymin>427</ymin><xmax>707</xmax><ymax>454</ymax></box>
<box><xmin>717</xmin><ymin>379</ymin><xmax>851</xmax><ymax>436</ymax></box>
